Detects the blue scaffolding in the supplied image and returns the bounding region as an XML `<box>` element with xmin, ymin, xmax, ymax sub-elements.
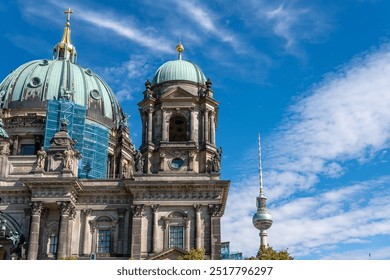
<box><xmin>44</xmin><ymin>100</ymin><xmax>109</xmax><ymax>179</ymax></box>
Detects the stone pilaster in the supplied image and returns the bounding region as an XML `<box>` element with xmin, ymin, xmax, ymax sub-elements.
<box><xmin>209</xmin><ymin>204</ymin><xmax>223</xmax><ymax>260</ymax></box>
<box><xmin>117</xmin><ymin>208</ymin><xmax>127</xmax><ymax>256</ymax></box>
<box><xmin>130</xmin><ymin>204</ymin><xmax>144</xmax><ymax>259</ymax></box>
<box><xmin>27</xmin><ymin>202</ymin><xmax>44</xmax><ymax>260</ymax></box>
<box><xmin>81</xmin><ymin>208</ymin><xmax>92</xmax><ymax>256</ymax></box>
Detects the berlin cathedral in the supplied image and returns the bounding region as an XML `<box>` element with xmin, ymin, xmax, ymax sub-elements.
<box><xmin>0</xmin><ymin>9</ymin><xmax>230</xmax><ymax>260</ymax></box>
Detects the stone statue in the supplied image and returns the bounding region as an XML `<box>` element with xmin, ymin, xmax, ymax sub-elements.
<box><xmin>211</xmin><ymin>147</ymin><xmax>222</xmax><ymax>173</ymax></box>
<box><xmin>63</xmin><ymin>147</ymin><xmax>75</xmax><ymax>169</ymax></box>
<box><xmin>135</xmin><ymin>150</ymin><xmax>144</xmax><ymax>173</ymax></box>
<box><xmin>128</xmin><ymin>156</ymin><xmax>135</xmax><ymax>179</ymax></box>
<box><xmin>122</xmin><ymin>162</ymin><xmax>128</xmax><ymax>178</ymax></box>
<box><xmin>7</xmin><ymin>231</ymin><xmax>20</xmax><ymax>248</ymax></box>
<box><xmin>36</xmin><ymin>147</ymin><xmax>47</xmax><ymax>170</ymax></box>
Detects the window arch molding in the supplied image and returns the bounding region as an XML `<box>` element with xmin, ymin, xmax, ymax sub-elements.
<box><xmin>161</xmin><ymin>210</ymin><xmax>191</xmax><ymax>251</ymax></box>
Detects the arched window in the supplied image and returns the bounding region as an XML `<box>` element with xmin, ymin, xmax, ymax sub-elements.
<box><xmin>169</xmin><ymin>115</ymin><xmax>187</xmax><ymax>141</ymax></box>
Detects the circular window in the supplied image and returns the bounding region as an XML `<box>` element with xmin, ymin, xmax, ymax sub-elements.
<box><xmin>170</xmin><ymin>158</ymin><xmax>184</xmax><ymax>170</ymax></box>
<box><xmin>90</xmin><ymin>89</ymin><xmax>102</xmax><ymax>100</ymax></box>
<box><xmin>40</xmin><ymin>59</ymin><xmax>49</xmax><ymax>66</ymax></box>
<box><xmin>85</xmin><ymin>68</ymin><xmax>93</xmax><ymax>76</ymax></box>
<box><xmin>29</xmin><ymin>77</ymin><xmax>41</xmax><ymax>88</ymax></box>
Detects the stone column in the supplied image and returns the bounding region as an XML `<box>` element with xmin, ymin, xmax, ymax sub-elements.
<box><xmin>210</xmin><ymin>111</ymin><xmax>216</xmax><ymax>145</ymax></box>
<box><xmin>184</xmin><ymin>218</ymin><xmax>190</xmax><ymax>251</ymax></box>
<box><xmin>151</xmin><ymin>204</ymin><xmax>159</xmax><ymax>254</ymax></box>
<box><xmin>147</xmin><ymin>107</ymin><xmax>153</xmax><ymax>144</ymax></box>
<box><xmin>194</xmin><ymin>205</ymin><xmax>202</xmax><ymax>249</ymax></box>
<box><xmin>140</xmin><ymin>110</ymin><xmax>146</xmax><ymax>145</ymax></box>
<box><xmin>209</xmin><ymin>204</ymin><xmax>222</xmax><ymax>260</ymax></box>
<box><xmin>27</xmin><ymin>201</ymin><xmax>44</xmax><ymax>260</ymax></box>
<box><xmin>81</xmin><ymin>209</ymin><xmax>92</xmax><ymax>256</ymax></box>
<box><xmin>130</xmin><ymin>205</ymin><xmax>144</xmax><ymax>259</ymax></box>
<box><xmin>161</xmin><ymin>108</ymin><xmax>167</xmax><ymax>141</ymax></box>
<box><xmin>204</xmin><ymin>109</ymin><xmax>209</xmax><ymax>143</ymax></box>
<box><xmin>190</xmin><ymin>108</ymin><xmax>195</xmax><ymax>141</ymax></box>
<box><xmin>117</xmin><ymin>208</ymin><xmax>127</xmax><ymax>256</ymax></box>
<box><xmin>56</xmin><ymin>202</ymin><xmax>72</xmax><ymax>259</ymax></box>
<box><xmin>38</xmin><ymin>209</ymin><xmax>48</xmax><ymax>258</ymax></box>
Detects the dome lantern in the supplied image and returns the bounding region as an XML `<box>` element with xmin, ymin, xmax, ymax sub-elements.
<box><xmin>53</xmin><ymin>8</ymin><xmax>77</xmax><ymax>63</ymax></box>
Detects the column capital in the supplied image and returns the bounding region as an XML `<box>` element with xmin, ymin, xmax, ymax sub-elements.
<box><xmin>30</xmin><ymin>201</ymin><xmax>44</xmax><ymax>215</ymax></box>
<box><xmin>151</xmin><ymin>204</ymin><xmax>160</xmax><ymax>213</ymax></box>
<box><xmin>131</xmin><ymin>204</ymin><xmax>145</xmax><ymax>217</ymax></box>
<box><xmin>117</xmin><ymin>208</ymin><xmax>127</xmax><ymax>217</ymax></box>
<box><xmin>59</xmin><ymin>201</ymin><xmax>72</xmax><ymax>215</ymax></box>
<box><xmin>83</xmin><ymin>208</ymin><xmax>93</xmax><ymax>217</ymax></box>
<box><xmin>208</xmin><ymin>204</ymin><xmax>223</xmax><ymax>217</ymax></box>
<box><xmin>194</xmin><ymin>204</ymin><xmax>203</xmax><ymax>213</ymax></box>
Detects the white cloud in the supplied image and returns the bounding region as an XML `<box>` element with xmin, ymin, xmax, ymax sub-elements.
<box><xmin>223</xmin><ymin>44</ymin><xmax>390</xmax><ymax>258</ymax></box>
<box><xmin>243</xmin><ymin>0</ymin><xmax>331</xmax><ymax>55</ymax></box>
<box><xmin>77</xmin><ymin>10</ymin><xmax>172</xmax><ymax>54</ymax></box>
<box><xmin>20</xmin><ymin>0</ymin><xmax>173</xmax><ymax>54</ymax></box>
<box><xmin>173</xmin><ymin>0</ymin><xmax>241</xmax><ymax>53</ymax></box>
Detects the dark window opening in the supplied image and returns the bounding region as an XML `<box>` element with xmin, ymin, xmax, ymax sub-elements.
<box><xmin>169</xmin><ymin>116</ymin><xmax>187</xmax><ymax>141</ymax></box>
<box><xmin>21</xmin><ymin>144</ymin><xmax>35</xmax><ymax>155</ymax></box>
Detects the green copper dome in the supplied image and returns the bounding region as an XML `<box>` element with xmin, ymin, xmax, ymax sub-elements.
<box><xmin>152</xmin><ymin>43</ymin><xmax>206</xmax><ymax>85</ymax></box>
<box><xmin>0</xmin><ymin>59</ymin><xmax>123</xmax><ymax>127</ymax></box>
<box><xmin>152</xmin><ymin>60</ymin><xmax>207</xmax><ymax>85</ymax></box>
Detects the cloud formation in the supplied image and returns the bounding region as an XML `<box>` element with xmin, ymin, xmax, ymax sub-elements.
<box><xmin>223</xmin><ymin>44</ymin><xmax>390</xmax><ymax>258</ymax></box>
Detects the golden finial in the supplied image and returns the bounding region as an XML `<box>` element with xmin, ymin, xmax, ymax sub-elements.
<box><xmin>176</xmin><ymin>42</ymin><xmax>184</xmax><ymax>60</ymax></box>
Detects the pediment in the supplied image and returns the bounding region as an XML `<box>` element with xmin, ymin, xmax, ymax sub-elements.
<box><xmin>148</xmin><ymin>247</ymin><xmax>188</xmax><ymax>260</ymax></box>
<box><xmin>160</xmin><ymin>87</ymin><xmax>196</xmax><ymax>100</ymax></box>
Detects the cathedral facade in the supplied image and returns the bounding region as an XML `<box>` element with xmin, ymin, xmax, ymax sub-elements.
<box><xmin>0</xmin><ymin>10</ymin><xmax>229</xmax><ymax>260</ymax></box>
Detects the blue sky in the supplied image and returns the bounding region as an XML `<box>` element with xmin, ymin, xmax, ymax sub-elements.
<box><xmin>1</xmin><ymin>0</ymin><xmax>390</xmax><ymax>259</ymax></box>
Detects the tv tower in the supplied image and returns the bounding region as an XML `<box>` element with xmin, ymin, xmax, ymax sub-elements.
<box><xmin>252</xmin><ymin>133</ymin><xmax>273</xmax><ymax>249</ymax></box>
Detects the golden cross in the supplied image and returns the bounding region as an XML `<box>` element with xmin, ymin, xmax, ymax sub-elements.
<box><xmin>64</xmin><ymin>8</ymin><xmax>74</xmax><ymax>22</ymax></box>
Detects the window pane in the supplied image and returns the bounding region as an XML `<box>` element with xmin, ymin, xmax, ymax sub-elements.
<box><xmin>21</xmin><ymin>145</ymin><xmax>35</xmax><ymax>155</ymax></box>
<box><xmin>169</xmin><ymin>226</ymin><xmax>183</xmax><ymax>249</ymax></box>
<box><xmin>97</xmin><ymin>230</ymin><xmax>111</xmax><ymax>253</ymax></box>
<box><xmin>49</xmin><ymin>235</ymin><xmax>58</xmax><ymax>254</ymax></box>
